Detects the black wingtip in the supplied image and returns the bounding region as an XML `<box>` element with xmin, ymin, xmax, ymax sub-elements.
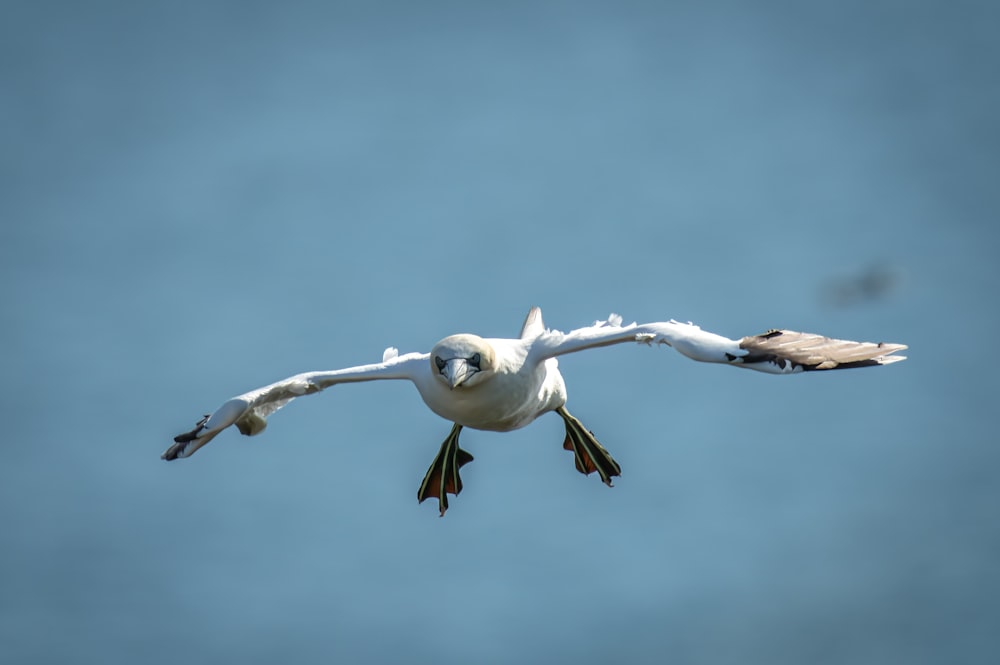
<box><xmin>160</xmin><ymin>442</ymin><xmax>184</xmax><ymax>461</ymax></box>
<box><xmin>162</xmin><ymin>415</ymin><xmax>209</xmax><ymax>461</ymax></box>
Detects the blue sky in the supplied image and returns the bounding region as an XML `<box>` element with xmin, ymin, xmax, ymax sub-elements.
<box><xmin>2</xmin><ymin>1</ymin><xmax>998</xmax><ymax>663</ymax></box>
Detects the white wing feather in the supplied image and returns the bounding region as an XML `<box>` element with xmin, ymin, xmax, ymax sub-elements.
<box><xmin>163</xmin><ymin>351</ymin><xmax>428</xmax><ymax>460</ymax></box>
<box><xmin>529</xmin><ymin>317</ymin><xmax>742</xmax><ymax>363</ymax></box>
<box><xmin>529</xmin><ymin>316</ymin><xmax>907</xmax><ymax>373</ymax></box>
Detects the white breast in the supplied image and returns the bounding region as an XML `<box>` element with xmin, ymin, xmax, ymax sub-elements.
<box><xmin>415</xmin><ymin>350</ymin><xmax>566</xmax><ymax>432</ymax></box>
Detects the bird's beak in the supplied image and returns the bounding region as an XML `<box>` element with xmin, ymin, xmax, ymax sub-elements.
<box><xmin>443</xmin><ymin>358</ymin><xmax>474</xmax><ymax>389</ymax></box>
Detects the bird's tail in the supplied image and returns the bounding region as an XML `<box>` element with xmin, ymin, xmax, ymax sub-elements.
<box><xmin>519</xmin><ymin>306</ymin><xmax>545</xmax><ymax>340</ymax></box>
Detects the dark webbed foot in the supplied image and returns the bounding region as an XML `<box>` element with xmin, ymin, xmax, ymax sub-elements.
<box><xmin>556</xmin><ymin>406</ymin><xmax>622</xmax><ymax>486</ymax></box>
<box><xmin>417</xmin><ymin>423</ymin><xmax>474</xmax><ymax>516</ymax></box>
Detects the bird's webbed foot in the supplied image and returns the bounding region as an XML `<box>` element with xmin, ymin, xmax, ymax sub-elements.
<box><xmin>556</xmin><ymin>406</ymin><xmax>622</xmax><ymax>487</ymax></box>
<box><xmin>417</xmin><ymin>423</ymin><xmax>474</xmax><ymax>517</ymax></box>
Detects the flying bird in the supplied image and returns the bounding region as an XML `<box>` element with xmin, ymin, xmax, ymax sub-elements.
<box><xmin>163</xmin><ymin>308</ymin><xmax>906</xmax><ymax>515</ymax></box>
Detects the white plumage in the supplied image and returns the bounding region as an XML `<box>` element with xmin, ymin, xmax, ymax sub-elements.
<box><xmin>164</xmin><ymin>308</ymin><xmax>906</xmax><ymax>515</ymax></box>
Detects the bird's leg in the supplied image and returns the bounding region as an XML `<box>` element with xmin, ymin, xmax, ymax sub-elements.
<box><xmin>417</xmin><ymin>423</ymin><xmax>474</xmax><ymax>517</ymax></box>
<box><xmin>556</xmin><ymin>406</ymin><xmax>621</xmax><ymax>487</ymax></box>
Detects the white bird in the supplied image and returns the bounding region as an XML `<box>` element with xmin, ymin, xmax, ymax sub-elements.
<box><xmin>163</xmin><ymin>308</ymin><xmax>906</xmax><ymax>515</ymax></box>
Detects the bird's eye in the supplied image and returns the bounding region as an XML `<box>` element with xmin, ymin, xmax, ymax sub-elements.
<box><xmin>469</xmin><ymin>352</ymin><xmax>481</xmax><ymax>369</ymax></box>
<box><xmin>435</xmin><ymin>356</ymin><xmax>446</xmax><ymax>372</ymax></box>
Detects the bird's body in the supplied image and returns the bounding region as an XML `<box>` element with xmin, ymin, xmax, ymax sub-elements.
<box><xmin>164</xmin><ymin>308</ymin><xmax>907</xmax><ymax>515</ymax></box>
<box><xmin>419</xmin><ymin>338</ymin><xmax>562</xmax><ymax>431</ymax></box>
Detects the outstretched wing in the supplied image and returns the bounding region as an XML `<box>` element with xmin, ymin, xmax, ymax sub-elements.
<box><xmin>733</xmin><ymin>329</ymin><xmax>907</xmax><ymax>372</ymax></box>
<box><xmin>162</xmin><ymin>351</ymin><xmax>429</xmax><ymax>460</ymax></box>
<box><xmin>529</xmin><ymin>315</ymin><xmax>906</xmax><ymax>374</ymax></box>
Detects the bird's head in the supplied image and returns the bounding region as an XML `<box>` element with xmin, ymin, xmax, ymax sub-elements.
<box><xmin>430</xmin><ymin>334</ymin><xmax>496</xmax><ymax>389</ymax></box>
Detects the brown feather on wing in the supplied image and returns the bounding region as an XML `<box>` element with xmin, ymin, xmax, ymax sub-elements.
<box><xmin>737</xmin><ymin>330</ymin><xmax>907</xmax><ymax>371</ymax></box>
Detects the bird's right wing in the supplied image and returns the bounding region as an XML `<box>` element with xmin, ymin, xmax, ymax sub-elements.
<box><xmin>162</xmin><ymin>349</ymin><xmax>429</xmax><ymax>460</ymax></box>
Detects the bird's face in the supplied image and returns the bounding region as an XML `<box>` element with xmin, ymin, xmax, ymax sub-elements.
<box><xmin>430</xmin><ymin>334</ymin><xmax>496</xmax><ymax>389</ymax></box>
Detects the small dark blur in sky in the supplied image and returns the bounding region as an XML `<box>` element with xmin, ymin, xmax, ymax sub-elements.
<box><xmin>2</xmin><ymin>1</ymin><xmax>998</xmax><ymax>664</ymax></box>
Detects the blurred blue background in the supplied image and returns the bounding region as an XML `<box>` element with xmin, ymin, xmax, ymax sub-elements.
<box><xmin>2</xmin><ymin>1</ymin><xmax>998</xmax><ymax>663</ymax></box>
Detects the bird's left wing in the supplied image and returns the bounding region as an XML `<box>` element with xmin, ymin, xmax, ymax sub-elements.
<box><xmin>162</xmin><ymin>350</ymin><xmax>429</xmax><ymax>460</ymax></box>
<box><xmin>529</xmin><ymin>314</ymin><xmax>907</xmax><ymax>373</ymax></box>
